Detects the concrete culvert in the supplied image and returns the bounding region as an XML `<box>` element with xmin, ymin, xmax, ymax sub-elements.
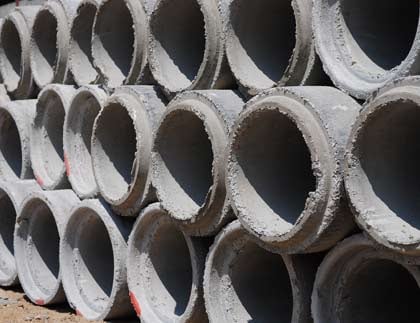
<box><xmin>226</xmin><ymin>0</ymin><xmax>321</xmax><ymax>97</ymax></box>
<box><xmin>0</xmin><ymin>100</ymin><xmax>36</xmax><ymax>180</ymax></box>
<box><xmin>345</xmin><ymin>77</ymin><xmax>420</xmax><ymax>254</ymax></box>
<box><xmin>152</xmin><ymin>90</ymin><xmax>244</xmax><ymax>236</ymax></box>
<box><xmin>0</xmin><ymin>180</ymin><xmax>40</xmax><ymax>287</ymax></box>
<box><xmin>60</xmin><ymin>199</ymin><xmax>135</xmax><ymax>320</ymax></box>
<box><xmin>227</xmin><ymin>87</ymin><xmax>361</xmax><ymax>253</ymax></box>
<box><xmin>69</xmin><ymin>0</ymin><xmax>100</xmax><ymax>86</ymax></box>
<box><xmin>92</xmin><ymin>86</ymin><xmax>166</xmax><ymax>216</ymax></box>
<box><xmin>30</xmin><ymin>0</ymin><xmax>80</xmax><ymax>88</ymax></box>
<box><xmin>31</xmin><ymin>84</ymin><xmax>76</xmax><ymax>190</ymax></box>
<box><xmin>92</xmin><ymin>0</ymin><xmax>149</xmax><ymax>88</ymax></box>
<box><xmin>0</xmin><ymin>7</ymin><xmax>39</xmax><ymax>99</ymax></box>
<box><xmin>314</xmin><ymin>0</ymin><xmax>420</xmax><ymax>99</ymax></box>
<box><xmin>204</xmin><ymin>220</ymin><xmax>321</xmax><ymax>323</ymax></box>
<box><xmin>14</xmin><ymin>190</ymin><xmax>79</xmax><ymax>305</ymax></box>
<box><xmin>127</xmin><ymin>203</ymin><xmax>209</xmax><ymax>322</ymax></box>
<box><xmin>149</xmin><ymin>0</ymin><xmax>232</xmax><ymax>98</ymax></box>
<box><xmin>64</xmin><ymin>85</ymin><xmax>107</xmax><ymax>198</ymax></box>
<box><xmin>312</xmin><ymin>234</ymin><xmax>420</xmax><ymax>323</ymax></box>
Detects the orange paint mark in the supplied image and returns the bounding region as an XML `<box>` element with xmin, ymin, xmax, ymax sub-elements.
<box><xmin>129</xmin><ymin>291</ymin><xmax>141</xmax><ymax>317</ymax></box>
<box><xmin>64</xmin><ymin>152</ymin><xmax>70</xmax><ymax>177</ymax></box>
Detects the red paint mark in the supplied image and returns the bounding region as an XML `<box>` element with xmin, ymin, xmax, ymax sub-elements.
<box><xmin>35</xmin><ymin>299</ymin><xmax>44</xmax><ymax>306</ymax></box>
<box><xmin>64</xmin><ymin>152</ymin><xmax>70</xmax><ymax>177</ymax></box>
<box><xmin>15</xmin><ymin>0</ymin><xmax>19</xmax><ymax>7</ymax></box>
<box><xmin>76</xmin><ymin>309</ymin><xmax>82</xmax><ymax>317</ymax></box>
<box><xmin>35</xmin><ymin>174</ymin><xmax>44</xmax><ymax>186</ymax></box>
<box><xmin>129</xmin><ymin>291</ymin><xmax>141</xmax><ymax>317</ymax></box>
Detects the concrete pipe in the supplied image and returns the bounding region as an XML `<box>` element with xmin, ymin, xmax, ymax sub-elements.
<box><xmin>92</xmin><ymin>86</ymin><xmax>166</xmax><ymax>216</ymax></box>
<box><xmin>14</xmin><ymin>189</ymin><xmax>79</xmax><ymax>305</ymax></box>
<box><xmin>60</xmin><ymin>199</ymin><xmax>135</xmax><ymax>320</ymax></box>
<box><xmin>152</xmin><ymin>90</ymin><xmax>244</xmax><ymax>236</ymax></box>
<box><xmin>148</xmin><ymin>0</ymin><xmax>233</xmax><ymax>98</ymax></box>
<box><xmin>63</xmin><ymin>85</ymin><xmax>107</xmax><ymax>199</ymax></box>
<box><xmin>204</xmin><ymin>220</ymin><xmax>321</xmax><ymax>323</ymax></box>
<box><xmin>313</xmin><ymin>0</ymin><xmax>420</xmax><ymax>99</ymax></box>
<box><xmin>0</xmin><ymin>180</ymin><xmax>40</xmax><ymax>287</ymax></box>
<box><xmin>0</xmin><ymin>6</ymin><xmax>40</xmax><ymax>99</ymax></box>
<box><xmin>227</xmin><ymin>87</ymin><xmax>361</xmax><ymax>253</ymax></box>
<box><xmin>31</xmin><ymin>84</ymin><xmax>76</xmax><ymax>190</ymax></box>
<box><xmin>68</xmin><ymin>0</ymin><xmax>100</xmax><ymax>86</ymax></box>
<box><xmin>91</xmin><ymin>0</ymin><xmax>150</xmax><ymax>88</ymax></box>
<box><xmin>312</xmin><ymin>234</ymin><xmax>420</xmax><ymax>323</ymax></box>
<box><xmin>225</xmin><ymin>0</ymin><xmax>322</xmax><ymax>97</ymax></box>
<box><xmin>0</xmin><ymin>100</ymin><xmax>36</xmax><ymax>180</ymax></box>
<box><xmin>30</xmin><ymin>0</ymin><xmax>81</xmax><ymax>88</ymax></box>
<box><xmin>345</xmin><ymin>76</ymin><xmax>420</xmax><ymax>255</ymax></box>
<box><xmin>0</xmin><ymin>85</ymin><xmax>10</xmax><ymax>103</ymax></box>
<box><xmin>127</xmin><ymin>203</ymin><xmax>209</xmax><ymax>322</ymax></box>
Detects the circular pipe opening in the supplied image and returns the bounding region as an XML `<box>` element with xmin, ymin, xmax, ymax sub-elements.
<box><xmin>34</xmin><ymin>92</ymin><xmax>65</xmax><ymax>182</ymax></box>
<box><xmin>355</xmin><ymin>100</ymin><xmax>420</xmax><ymax>231</ymax></box>
<box><xmin>339</xmin><ymin>0</ymin><xmax>419</xmax><ymax>71</ymax></box>
<box><xmin>151</xmin><ymin>0</ymin><xmax>205</xmax><ymax>90</ymax></box>
<box><xmin>0</xmin><ymin>190</ymin><xmax>17</xmax><ymax>281</ymax></box>
<box><xmin>228</xmin><ymin>0</ymin><xmax>296</xmax><ymax>89</ymax></box>
<box><xmin>31</xmin><ymin>9</ymin><xmax>58</xmax><ymax>85</ymax></box>
<box><xmin>70</xmin><ymin>3</ymin><xmax>98</xmax><ymax>84</ymax></box>
<box><xmin>232</xmin><ymin>109</ymin><xmax>316</xmax><ymax>232</ymax></box>
<box><xmin>93</xmin><ymin>0</ymin><xmax>135</xmax><ymax>85</ymax></box>
<box><xmin>0</xmin><ymin>19</ymin><xmax>22</xmax><ymax>90</ymax></box>
<box><xmin>65</xmin><ymin>92</ymin><xmax>101</xmax><ymax>195</ymax></box>
<box><xmin>154</xmin><ymin>110</ymin><xmax>213</xmax><ymax>217</ymax></box>
<box><xmin>0</xmin><ymin>110</ymin><xmax>22</xmax><ymax>178</ymax></box>
<box><xmin>93</xmin><ymin>102</ymin><xmax>136</xmax><ymax>201</ymax></box>
<box><xmin>338</xmin><ymin>259</ymin><xmax>420</xmax><ymax>323</ymax></box>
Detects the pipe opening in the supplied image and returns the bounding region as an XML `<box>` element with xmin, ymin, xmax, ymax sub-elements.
<box><xmin>76</xmin><ymin>210</ymin><xmax>114</xmax><ymax>310</ymax></box>
<box><xmin>36</xmin><ymin>92</ymin><xmax>65</xmax><ymax>181</ymax></box>
<box><xmin>340</xmin><ymin>0</ymin><xmax>419</xmax><ymax>71</ymax></box>
<box><xmin>0</xmin><ymin>110</ymin><xmax>22</xmax><ymax>178</ymax></box>
<box><xmin>229</xmin><ymin>0</ymin><xmax>296</xmax><ymax>88</ymax></box>
<box><xmin>0</xmin><ymin>190</ymin><xmax>16</xmax><ymax>279</ymax></box>
<box><xmin>1</xmin><ymin>19</ymin><xmax>22</xmax><ymax>90</ymax></box>
<box><xmin>228</xmin><ymin>241</ymin><xmax>293</xmax><ymax>322</ymax></box>
<box><xmin>233</xmin><ymin>109</ymin><xmax>316</xmax><ymax>229</ymax></box>
<box><xmin>94</xmin><ymin>102</ymin><xmax>136</xmax><ymax>201</ymax></box>
<box><xmin>155</xmin><ymin>110</ymin><xmax>213</xmax><ymax>213</ymax></box>
<box><xmin>32</xmin><ymin>9</ymin><xmax>58</xmax><ymax>84</ymax></box>
<box><xmin>151</xmin><ymin>0</ymin><xmax>205</xmax><ymax>89</ymax></box>
<box><xmin>147</xmin><ymin>223</ymin><xmax>192</xmax><ymax>317</ymax></box>
<box><xmin>338</xmin><ymin>259</ymin><xmax>420</xmax><ymax>323</ymax></box>
<box><xmin>93</xmin><ymin>0</ymin><xmax>135</xmax><ymax>83</ymax></box>
<box><xmin>356</xmin><ymin>100</ymin><xmax>420</xmax><ymax>230</ymax></box>
<box><xmin>70</xmin><ymin>3</ymin><xmax>98</xmax><ymax>84</ymax></box>
<box><xmin>66</xmin><ymin>92</ymin><xmax>101</xmax><ymax>194</ymax></box>
<box><xmin>24</xmin><ymin>199</ymin><xmax>60</xmax><ymax>292</ymax></box>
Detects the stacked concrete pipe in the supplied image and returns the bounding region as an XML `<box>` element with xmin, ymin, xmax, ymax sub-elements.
<box><xmin>313</xmin><ymin>0</ymin><xmax>420</xmax><ymax>99</ymax></box>
<box><xmin>60</xmin><ymin>198</ymin><xmax>135</xmax><ymax>320</ymax></box>
<box><xmin>345</xmin><ymin>77</ymin><xmax>420</xmax><ymax>255</ymax></box>
<box><xmin>30</xmin><ymin>0</ymin><xmax>81</xmax><ymax>88</ymax></box>
<box><xmin>152</xmin><ymin>90</ymin><xmax>244</xmax><ymax>236</ymax></box>
<box><xmin>0</xmin><ymin>85</ymin><xmax>10</xmax><ymax>103</ymax></box>
<box><xmin>91</xmin><ymin>0</ymin><xmax>151</xmax><ymax>88</ymax></box>
<box><xmin>0</xmin><ymin>6</ymin><xmax>40</xmax><ymax>99</ymax></box>
<box><xmin>227</xmin><ymin>87</ymin><xmax>361</xmax><ymax>253</ymax></box>
<box><xmin>148</xmin><ymin>0</ymin><xmax>234</xmax><ymax>98</ymax></box>
<box><xmin>0</xmin><ymin>100</ymin><xmax>36</xmax><ymax>180</ymax></box>
<box><xmin>91</xmin><ymin>86</ymin><xmax>166</xmax><ymax>216</ymax></box>
<box><xmin>225</xmin><ymin>0</ymin><xmax>323</xmax><ymax>97</ymax></box>
<box><xmin>312</xmin><ymin>234</ymin><xmax>420</xmax><ymax>323</ymax></box>
<box><xmin>0</xmin><ymin>180</ymin><xmax>40</xmax><ymax>287</ymax></box>
<box><xmin>63</xmin><ymin>85</ymin><xmax>107</xmax><ymax>198</ymax></box>
<box><xmin>14</xmin><ymin>189</ymin><xmax>79</xmax><ymax>306</ymax></box>
<box><xmin>127</xmin><ymin>203</ymin><xmax>209</xmax><ymax>322</ymax></box>
<box><xmin>204</xmin><ymin>220</ymin><xmax>322</xmax><ymax>323</ymax></box>
<box><xmin>30</xmin><ymin>84</ymin><xmax>76</xmax><ymax>190</ymax></box>
<box><xmin>68</xmin><ymin>0</ymin><xmax>100</xmax><ymax>86</ymax></box>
